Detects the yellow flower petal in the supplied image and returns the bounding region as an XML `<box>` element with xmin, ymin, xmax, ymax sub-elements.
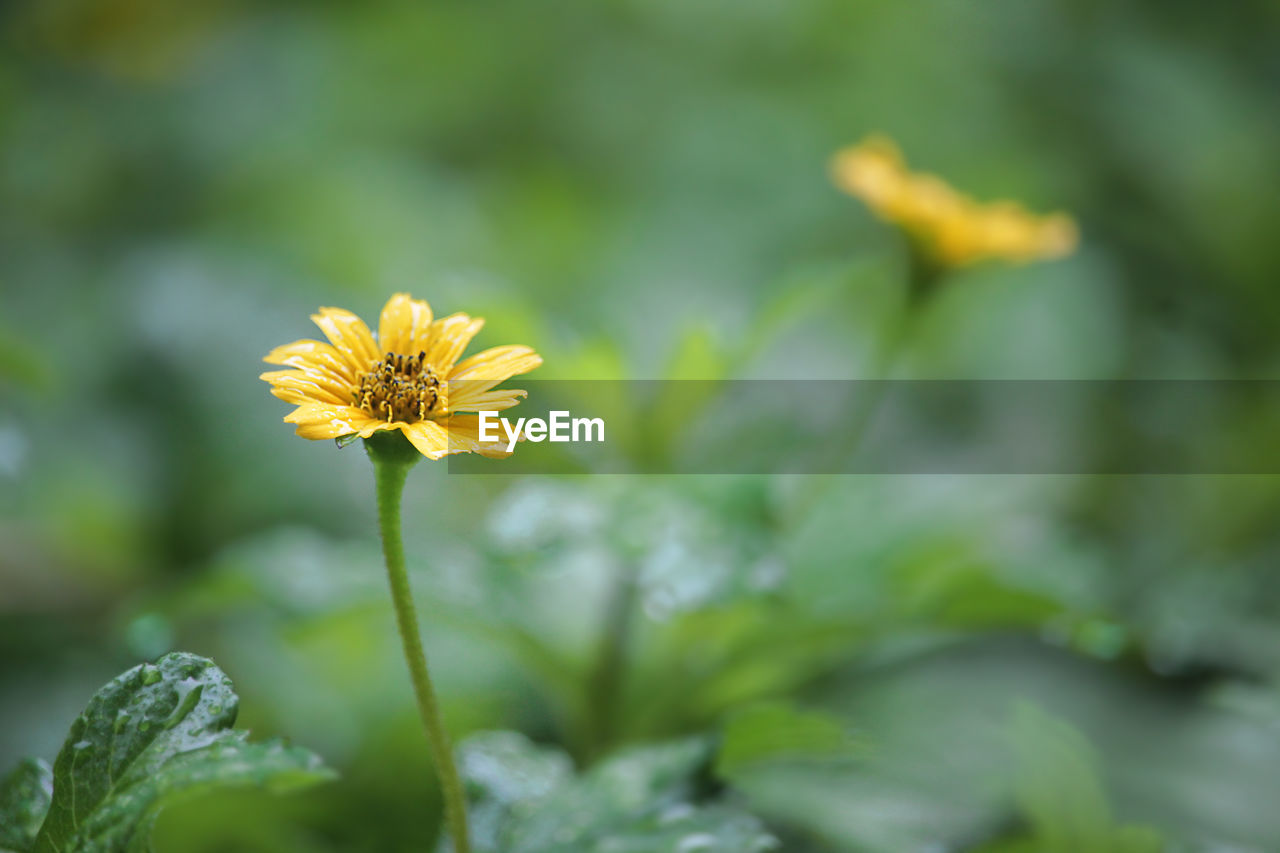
<box><xmin>378</xmin><ymin>292</ymin><xmax>434</xmax><ymax>356</ymax></box>
<box><xmin>270</xmin><ymin>386</ymin><xmax>314</xmax><ymax>405</ymax></box>
<box><xmin>283</xmin><ymin>402</ymin><xmax>364</xmax><ymax>426</ymax></box>
<box><xmin>449</xmin><ymin>345</ymin><xmax>542</xmax><ymax>381</ymax></box>
<box><xmin>401</xmin><ymin>421</ymin><xmax>450</xmax><ymax>459</ymax></box>
<box><xmin>424</xmin><ymin>313</ymin><xmax>485</xmax><ymax>372</ymax></box>
<box><xmin>262</xmin><ymin>339</ymin><xmax>356</xmax><ymax>381</ymax></box>
<box><xmin>283</xmin><ymin>403</ymin><xmax>377</xmax><ymax>440</ymax></box>
<box><xmin>448</xmin><ymin>345</ymin><xmax>542</xmax><ymax>401</ymax></box>
<box><xmin>446</xmin><ymin>387</ymin><xmax>528</xmax><ymax>413</ymax></box>
<box><xmin>294</xmin><ymin>421</ymin><xmax>355</xmax><ymax>440</ymax></box>
<box><xmin>832</xmin><ymin>134</ymin><xmax>1077</xmax><ymax>268</ymax></box>
<box><xmin>830</xmin><ymin>136</ymin><xmax>908</xmax><ymax>215</ymax></box>
<box><xmin>1032</xmin><ymin>214</ymin><xmax>1078</xmax><ymax>260</ymax></box>
<box><xmin>259</xmin><ymin>368</ymin><xmax>354</xmax><ymax>406</ymax></box>
<box><xmin>311</xmin><ymin>307</ymin><xmax>381</xmax><ymax>372</ymax></box>
<box><xmin>443</xmin><ymin>415</ymin><xmax>514</xmax><ymax>458</ymax></box>
<box><xmin>264</xmin><ymin>294</ymin><xmax>541</xmax><ymax>460</ymax></box>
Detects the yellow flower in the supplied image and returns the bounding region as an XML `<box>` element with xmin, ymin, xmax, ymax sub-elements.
<box><xmin>261</xmin><ymin>293</ymin><xmax>541</xmax><ymax>459</ymax></box>
<box><xmin>831</xmin><ymin>135</ymin><xmax>1078</xmax><ymax>267</ymax></box>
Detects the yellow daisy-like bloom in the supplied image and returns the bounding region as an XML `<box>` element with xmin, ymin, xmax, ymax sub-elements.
<box><xmin>831</xmin><ymin>135</ymin><xmax>1078</xmax><ymax>268</ymax></box>
<box><xmin>261</xmin><ymin>293</ymin><xmax>541</xmax><ymax>459</ymax></box>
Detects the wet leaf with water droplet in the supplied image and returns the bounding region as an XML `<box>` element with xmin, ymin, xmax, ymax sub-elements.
<box><xmin>7</xmin><ymin>652</ymin><xmax>335</xmax><ymax>853</ymax></box>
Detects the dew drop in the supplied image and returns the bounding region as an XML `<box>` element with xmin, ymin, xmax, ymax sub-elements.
<box><xmin>140</xmin><ymin>666</ymin><xmax>162</xmax><ymax>686</ymax></box>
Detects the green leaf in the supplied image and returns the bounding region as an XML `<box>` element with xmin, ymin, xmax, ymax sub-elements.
<box><xmin>0</xmin><ymin>758</ymin><xmax>53</xmax><ymax>852</ymax></box>
<box><xmin>1008</xmin><ymin>703</ymin><xmax>1162</xmax><ymax>853</ymax></box>
<box><xmin>456</xmin><ymin>732</ymin><xmax>778</xmax><ymax>853</ymax></box>
<box><xmin>891</xmin><ymin>539</ymin><xmax>1063</xmax><ymax>630</ymax></box>
<box><xmin>30</xmin><ymin>652</ymin><xmax>333</xmax><ymax>853</ymax></box>
<box><xmin>0</xmin><ymin>324</ymin><xmax>52</xmax><ymax>391</ymax></box>
<box><xmin>663</xmin><ymin>324</ymin><xmax>727</xmax><ymax>381</ymax></box>
<box><xmin>715</xmin><ymin>702</ymin><xmax>865</xmax><ymax>780</ymax></box>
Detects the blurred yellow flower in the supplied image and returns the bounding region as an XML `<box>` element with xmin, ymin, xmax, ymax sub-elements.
<box><xmin>831</xmin><ymin>135</ymin><xmax>1078</xmax><ymax>267</ymax></box>
<box><xmin>262</xmin><ymin>293</ymin><xmax>541</xmax><ymax>459</ymax></box>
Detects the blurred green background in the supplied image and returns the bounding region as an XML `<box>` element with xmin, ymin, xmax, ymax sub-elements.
<box><xmin>3</xmin><ymin>0</ymin><xmax>1280</xmax><ymax>850</ymax></box>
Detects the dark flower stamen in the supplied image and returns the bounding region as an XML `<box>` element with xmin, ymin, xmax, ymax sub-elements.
<box><xmin>354</xmin><ymin>351</ymin><xmax>447</xmax><ymax>422</ymax></box>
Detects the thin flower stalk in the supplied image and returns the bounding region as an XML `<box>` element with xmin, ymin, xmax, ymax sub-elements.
<box><xmin>262</xmin><ymin>293</ymin><xmax>543</xmax><ymax>853</ymax></box>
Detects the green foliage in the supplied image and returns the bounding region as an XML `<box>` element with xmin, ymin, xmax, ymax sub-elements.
<box><xmin>0</xmin><ymin>653</ymin><xmax>332</xmax><ymax>853</ymax></box>
<box><xmin>715</xmin><ymin>702</ymin><xmax>864</xmax><ymax>780</ymax></box>
<box><xmin>664</xmin><ymin>325</ymin><xmax>729</xmax><ymax>382</ymax></box>
<box><xmin>0</xmin><ymin>325</ymin><xmax>50</xmax><ymax>391</ymax></box>
<box><xmin>3</xmin><ymin>0</ymin><xmax>1280</xmax><ymax>848</ymax></box>
<box><xmin>996</xmin><ymin>704</ymin><xmax>1162</xmax><ymax>853</ymax></box>
<box><xmin>0</xmin><ymin>759</ymin><xmax>52</xmax><ymax>853</ymax></box>
<box><xmin>457</xmin><ymin>732</ymin><xmax>777</xmax><ymax>852</ymax></box>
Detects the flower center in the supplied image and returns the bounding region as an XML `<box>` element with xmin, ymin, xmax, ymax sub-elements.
<box><xmin>354</xmin><ymin>351</ymin><xmax>448</xmax><ymax>422</ymax></box>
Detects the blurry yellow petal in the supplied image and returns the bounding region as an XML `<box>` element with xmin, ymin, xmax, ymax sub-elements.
<box><xmin>312</xmin><ymin>307</ymin><xmax>381</xmax><ymax>371</ymax></box>
<box><xmin>1035</xmin><ymin>214</ymin><xmax>1079</xmax><ymax>259</ymax></box>
<box><xmin>424</xmin><ymin>313</ymin><xmax>486</xmax><ymax>372</ymax></box>
<box><xmin>378</xmin><ymin>292</ymin><xmax>434</xmax><ymax>356</ymax></box>
<box><xmin>932</xmin><ymin>212</ymin><xmax>983</xmax><ymax>266</ymax></box>
<box><xmin>899</xmin><ymin>175</ymin><xmax>963</xmax><ymax>227</ymax></box>
<box><xmin>831</xmin><ymin>137</ymin><xmax>908</xmax><ymax>216</ymax></box>
<box><xmin>402</xmin><ymin>421</ymin><xmax>450</xmax><ymax>459</ymax></box>
<box><xmin>832</xmin><ymin>134</ymin><xmax>1077</xmax><ymax>268</ymax></box>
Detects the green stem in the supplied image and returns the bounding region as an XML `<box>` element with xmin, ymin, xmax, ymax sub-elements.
<box><xmin>366</xmin><ymin>433</ymin><xmax>470</xmax><ymax>853</ymax></box>
<box><xmin>782</xmin><ymin>250</ymin><xmax>938</xmax><ymax>530</ymax></box>
<box><xmin>582</xmin><ymin>563</ymin><xmax>637</xmax><ymax>762</ymax></box>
